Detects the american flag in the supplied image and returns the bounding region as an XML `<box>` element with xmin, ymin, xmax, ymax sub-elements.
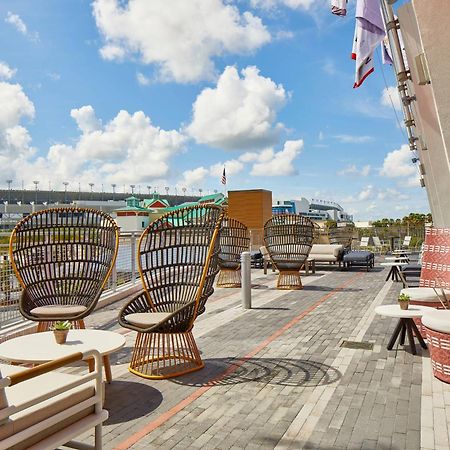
<box><xmin>221</xmin><ymin>167</ymin><xmax>226</xmax><ymax>185</ymax></box>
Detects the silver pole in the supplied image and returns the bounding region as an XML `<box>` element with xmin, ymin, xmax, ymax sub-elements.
<box><xmin>241</xmin><ymin>251</ymin><xmax>251</xmax><ymax>309</ymax></box>
<box><xmin>380</xmin><ymin>0</ymin><xmax>419</xmax><ymax>152</ymax></box>
<box><xmin>131</xmin><ymin>232</ymin><xmax>136</xmax><ymax>284</ymax></box>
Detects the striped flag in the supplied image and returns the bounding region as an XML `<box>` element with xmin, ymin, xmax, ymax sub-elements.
<box><xmin>352</xmin><ymin>0</ymin><xmax>385</xmax><ymax>88</ymax></box>
<box><xmin>221</xmin><ymin>167</ymin><xmax>226</xmax><ymax>185</ymax></box>
<box><xmin>331</xmin><ymin>0</ymin><xmax>347</xmax><ymax>17</ymax></box>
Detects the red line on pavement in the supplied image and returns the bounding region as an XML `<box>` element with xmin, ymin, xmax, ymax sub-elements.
<box><xmin>114</xmin><ymin>272</ymin><xmax>364</xmax><ymax>450</ymax></box>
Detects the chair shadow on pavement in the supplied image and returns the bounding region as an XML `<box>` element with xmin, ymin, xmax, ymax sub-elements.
<box><xmin>170</xmin><ymin>358</ymin><xmax>341</xmax><ymax>388</ymax></box>
<box><xmin>104</xmin><ymin>380</ymin><xmax>163</xmax><ymax>424</ymax></box>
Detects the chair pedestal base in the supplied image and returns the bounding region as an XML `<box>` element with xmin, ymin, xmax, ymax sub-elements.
<box><xmin>129</xmin><ymin>330</ymin><xmax>204</xmax><ymax>379</ymax></box>
<box><xmin>217</xmin><ymin>268</ymin><xmax>241</xmax><ymax>288</ymax></box>
<box><xmin>37</xmin><ymin>320</ymin><xmax>85</xmax><ymax>332</ymax></box>
<box><xmin>277</xmin><ymin>270</ymin><xmax>303</xmax><ymax>290</ymax></box>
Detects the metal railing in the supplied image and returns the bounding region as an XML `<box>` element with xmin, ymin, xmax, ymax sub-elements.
<box><xmin>0</xmin><ymin>231</ymin><xmax>140</xmax><ymax>328</ymax></box>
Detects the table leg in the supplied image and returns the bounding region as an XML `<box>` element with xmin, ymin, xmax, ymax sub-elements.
<box><xmin>87</xmin><ymin>358</ymin><xmax>95</xmax><ymax>373</ymax></box>
<box><xmin>411</xmin><ymin>320</ymin><xmax>428</xmax><ymax>349</ymax></box>
<box><xmin>103</xmin><ymin>355</ymin><xmax>112</xmax><ymax>383</ymax></box>
<box><xmin>387</xmin><ymin>319</ymin><xmax>405</xmax><ymax>350</ymax></box>
<box><xmin>397</xmin><ymin>270</ymin><xmax>408</xmax><ymax>288</ymax></box>
<box><xmin>385</xmin><ymin>267</ymin><xmax>393</xmax><ymax>281</ymax></box>
<box><xmin>399</xmin><ymin>324</ymin><xmax>406</xmax><ymax>345</ymax></box>
<box><xmin>87</xmin><ymin>355</ymin><xmax>113</xmax><ymax>383</ymax></box>
<box><xmin>405</xmin><ymin>320</ymin><xmax>417</xmax><ymax>355</ymax></box>
<box><xmin>392</xmin><ymin>266</ymin><xmax>399</xmax><ymax>282</ymax></box>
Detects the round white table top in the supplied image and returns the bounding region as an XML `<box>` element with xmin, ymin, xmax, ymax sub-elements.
<box><xmin>380</xmin><ymin>262</ymin><xmax>409</xmax><ymax>267</ymax></box>
<box><xmin>384</xmin><ymin>257</ymin><xmax>409</xmax><ymax>261</ymax></box>
<box><xmin>375</xmin><ymin>304</ymin><xmax>434</xmax><ymax>318</ymax></box>
<box><xmin>0</xmin><ymin>329</ymin><xmax>126</xmax><ymax>364</ymax></box>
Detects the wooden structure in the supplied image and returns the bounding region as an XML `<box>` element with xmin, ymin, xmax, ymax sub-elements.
<box><xmin>217</xmin><ymin>217</ymin><xmax>250</xmax><ymax>288</ymax></box>
<box><xmin>119</xmin><ymin>205</ymin><xmax>224</xmax><ymax>379</ymax></box>
<box><xmin>227</xmin><ymin>190</ymin><xmax>272</xmax><ymax>250</ymax></box>
<box><xmin>264</xmin><ymin>214</ymin><xmax>314</xmax><ymax>290</ymax></box>
<box><xmin>329</xmin><ymin>224</ymin><xmax>355</xmax><ymax>250</ymax></box>
<box><xmin>9</xmin><ymin>208</ymin><xmax>119</xmax><ymax>331</ymax></box>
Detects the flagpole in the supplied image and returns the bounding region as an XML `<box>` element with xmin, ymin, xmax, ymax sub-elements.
<box><xmin>222</xmin><ymin>165</ymin><xmax>227</xmax><ymax>198</ymax></box>
<box><xmin>380</xmin><ymin>0</ymin><xmax>419</xmax><ymax>155</ymax></box>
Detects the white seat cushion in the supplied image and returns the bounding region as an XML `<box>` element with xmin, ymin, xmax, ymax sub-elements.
<box><xmin>30</xmin><ymin>305</ymin><xmax>87</xmax><ymax>317</ymax></box>
<box><xmin>309</xmin><ymin>254</ymin><xmax>338</xmax><ymax>262</ymax></box>
<box><xmin>125</xmin><ymin>312</ymin><xmax>172</xmax><ymax>328</ymax></box>
<box><xmin>0</xmin><ymin>368</ymin><xmax>94</xmax><ymax>449</ymax></box>
<box><xmin>0</xmin><ymin>363</ymin><xmax>27</xmax><ymax>411</ymax></box>
<box><xmin>310</xmin><ymin>244</ymin><xmax>343</xmax><ymax>257</ymax></box>
<box><xmin>400</xmin><ymin>287</ymin><xmax>450</xmax><ymax>303</ymax></box>
<box><xmin>422</xmin><ymin>310</ymin><xmax>450</xmax><ymax>334</ymax></box>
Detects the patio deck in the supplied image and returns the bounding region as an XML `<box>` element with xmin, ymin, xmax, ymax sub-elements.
<box><xmin>71</xmin><ymin>262</ymin><xmax>448</xmax><ymax>448</ymax></box>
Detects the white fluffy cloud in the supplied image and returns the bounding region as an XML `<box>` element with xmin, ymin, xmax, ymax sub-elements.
<box><xmin>0</xmin><ymin>82</ymin><xmax>35</xmax><ymax>129</ymax></box>
<box><xmin>210</xmin><ymin>160</ymin><xmax>244</xmax><ymax>178</ymax></box>
<box><xmin>187</xmin><ymin>66</ymin><xmax>287</xmax><ymax>150</ymax></box>
<box><xmin>5</xmin><ymin>12</ymin><xmax>39</xmax><ymax>41</ymax></box>
<box><xmin>67</xmin><ymin>107</ymin><xmax>186</xmax><ymax>183</ymax></box>
<box><xmin>179</xmin><ymin>159</ymin><xmax>244</xmax><ymax>188</ymax></box>
<box><xmin>0</xmin><ymin>80</ymin><xmax>35</xmax><ymax>179</ymax></box>
<box><xmin>70</xmin><ymin>105</ymin><xmax>101</xmax><ymax>134</ymax></box>
<box><xmin>380</xmin><ymin>144</ymin><xmax>416</xmax><ymax>178</ymax></box>
<box><xmin>0</xmin><ymin>62</ymin><xmax>16</xmax><ymax>80</ymax></box>
<box><xmin>248</xmin><ymin>139</ymin><xmax>303</xmax><ymax>176</ymax></box>
<box><xmin>179</xmin><ymin>167</ymin><xmax>209</xmax><ymax>188</ymax></box>
<box><xmin>13</xmin><ymin>105</ymin><xmax>186</xmax><ymax>187</ymax></box>
<box><xmin>136</xmin><ymin>72</ymin><xmax>151</xmax><ymax>86</ymax></box>
<box><xmin>93</xmin><ymin>0</ymin><xmax>270</xmax><ymax>83</ymax></box>
<box><xmin>334</xmin><ymin>134</ymin><xmax>373</xmax><ymax>144</ymax></box>
<box><xmin>251</xmin><ymin>0</ymin><xmax>314</xmax><ymax>10</ymax></box>
<box><xmin>381</xmin><ymin>86</ymin><xmax>402</xmax><ymax>111</ymax></box>
<box><xmin>5</xmin><ymin>12</ymin><xmax>27</xmax><ymax>34</ymax></box>
<box><xmin>337</xmin><ymin>164</ymin><xmax>371</xmax><ymax>177</ymax></box>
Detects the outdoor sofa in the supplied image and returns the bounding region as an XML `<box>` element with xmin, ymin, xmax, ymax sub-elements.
<box><xmin>308</xmin><ymin>244</ymin><xmax>344</xmax><ymax>266</ymax></box>
<box><xmin>0</xmin><ymin>350</ymin><xmax>107</xmax><ymax>450</ymax></box>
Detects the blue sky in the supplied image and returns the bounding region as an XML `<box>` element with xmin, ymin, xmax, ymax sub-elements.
<box><xmin>0</xmin><ymin>0</ymin><xmax>429</xmax><ymax>220</ymax></box>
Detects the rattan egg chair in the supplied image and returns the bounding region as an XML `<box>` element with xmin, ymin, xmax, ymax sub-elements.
<box><xmin>263</xmin><ymin>214</ymin><xmax>314</xmax><ymax>290</ymax></box>
<box><xmin>312</xmin><ymin>222</ymin><xmax>322</xmax><ymax>244</ymax></box>
<box><xmin>119</xmin><ymin>204</ymin><xmax>225</xmax><ymax>379</ymax></box>
<box><xmin>217</xmin><ymin>217</ymin><xmax>250</xmax><ymax>288</ymax></box>
<box><xmin>329</xmin><ymin>224</ymin><xmax>355</xmax><ymax>250</ymax></box>
<box><xmin>9</xmin><ymin>208</ymin><xmax>119</xmax><ymax>332</ymax></box>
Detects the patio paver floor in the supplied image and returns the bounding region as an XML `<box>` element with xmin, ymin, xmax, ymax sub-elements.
<box><xmin>72</xmin><ymin>262</ymin><xmax>450</xmax><ymax>449</ymax></box>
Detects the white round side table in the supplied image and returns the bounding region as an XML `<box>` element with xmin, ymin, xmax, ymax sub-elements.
<box><xmin>0</xmin><ymin>329</ymin><xmax>126</xmax><ymax>383</ymax></box>
<box><xmin>375</xmin><ymin>304</ymin><xmax>433</xmax><ymax>354</ymax></box>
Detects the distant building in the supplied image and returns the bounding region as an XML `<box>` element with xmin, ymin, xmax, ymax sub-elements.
<box><xmin>272</xmin><ymin>197</ymin><xmax>353</xmax><ymax>223</ymax></box>
<box><xmin>354</xmin><ymin>221</ymin><xmax>373</xmax><ymax>228</ymax></box>
<box><xmin>114</xmin><ymin>196</ymin><xmax>151</xmax><ymax>232</ymax></box>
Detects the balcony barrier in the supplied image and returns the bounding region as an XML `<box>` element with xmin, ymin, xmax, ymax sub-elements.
<box><xmin>0</xmin><ymin>231</ymin><xmax>140</xmax><ymax>329</ymax></box>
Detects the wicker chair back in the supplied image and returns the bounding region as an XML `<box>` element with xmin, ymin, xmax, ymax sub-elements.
<box><xmin>219</xmin><ymin>217</ymin><xmax>250</xmax><ymax>270</ymax></box>
<box><xmin>329</xmin><ymin>225</ymin><xmax>355</xmax><ymax>249</ymax></box>
<box><xmin>263</xmin><ymin>214</ymin><xmax>314</xmax><ymax>270</ymax></box>
<box><xmin>9</xmin><ymin>208</ymin><xmax>119</xmax><ymax>322</ymax></box>
<box><xmin>138</xmin><ymin>205</ymin><xmax>224</xmax><ymax>319</ymax></box>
